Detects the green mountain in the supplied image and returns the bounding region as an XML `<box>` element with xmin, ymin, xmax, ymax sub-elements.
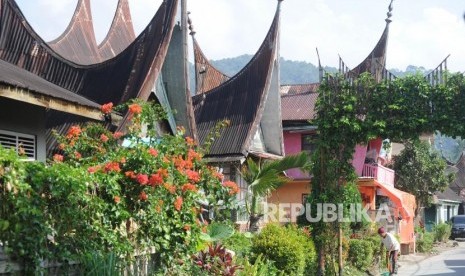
<box><xmin>188</xmin><ymin>55</ymin><xmax>428</xmax><ymax>92</ymax></box>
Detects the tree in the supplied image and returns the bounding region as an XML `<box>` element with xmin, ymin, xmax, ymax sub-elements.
<box><xmin>393</xmin><ymin>141</ymin><xmax>454</xmax><ymax>218</ymax></box>
<box><xmin>240</xmin><ymin>152</ymin><xmax>309</xmax><ymax>232</ymax></box>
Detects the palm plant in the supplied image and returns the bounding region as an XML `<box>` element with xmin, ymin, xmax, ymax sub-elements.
<box><xmin>240</xmin><ymin>152</ymin><xmax>310</xmax><ymax>232</ymax></box>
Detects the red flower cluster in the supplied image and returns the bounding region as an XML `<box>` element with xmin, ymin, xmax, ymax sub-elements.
<box><xmin>148</xmin><ymin>148</ymin><xmax>158</xmax><ymax>157</ymax></box>
<box><xmin>87</xmin><ymin>165</ymin><xmax>100</xmax><ymax>173</ymax></box>
<box><xmin>174</xmin><ymin>196</ymin><xmax>183</xmax><ymax>211</ymax></box>
<box><xmin>114</xmin><ymin>195</ymin><xmax>121</xmax><ymax>204</ymax></box>
<box><xmin>53</xmin><ymin>154</ymin><xmax>64</xmax><ymax>162</ymax></box>
<box><xmin>164</xmin><ymin>183</ymin><xmax>176</xmax><ymax>194</ymax></box>
<box><xmin>185</xmin><ymin>137</ymin><xmax>196</xmax><ymax>147</ymax></box>
<box><xmin>149</xmin><ymin>173</ymin><xmax>163</xmax><ymax>186</ymax></box>
<box><xmin>113</xmin><ymin>132</ymin><xmax>123</xmax><ymax>139</ymax></box>
<box><xmin>74</xmin><ymin>151</ymin><xmax>82</xmax><ymax>160</ymax></box>
<box><xmin>186</xmin><ymin>169</ymin><xmax>201</xmax><ymax>183</ymax></box>
<box><xmin>139</xmin><ymin>191</ymin><xmax>148</xmax><ymax>201</ymax></box>
<box><xmin>125</xmin><ymin>171</ymin><xmax>136</xmax><ymax>179</ymax></box>
<box><xmin>104</xmin><ymin>162</ymin><xmax>121</xmax><ymax>173</ymax></box>
<box><xmin>188</xmin><ymin>149</ymin><xmax>201</xmax><ymax>161</ymax></box>
<box><xmin>67</xmin><ymin>126</ymin><xmax>82</xmax><ymax>139</ymax></box>
<box><xmin>100</xmin><ymin>134</ymin><xmax>109</xmax><ymax>142</ymax></box>
<box><xmin>182</xmin><ymin>183</ymin><xmax>197</xmax><ymax>193</ymax></box>
<box><xmin>101</xmin><ymin>102</ymin><xmax>113</xmax><ymax>114</ymax></box>
<box><xmin>222</xmin><ymin>181</ymin><xmax>240</xmax><ymax>195</ymax></box>
<box><xmin>128</xmin><ymin>103</ymin><xmax>142</xmax><ymax>114</ymax></box>
<box><xmin>136</xmin><ymin>173</ymin><xmax>149</xmax><ymax>185</ymax></box>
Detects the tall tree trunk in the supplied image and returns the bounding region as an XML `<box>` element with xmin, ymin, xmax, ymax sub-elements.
<box><xmin>317</xmin><ymin>246</ymin><xmax>326</xmax><ymax>276</ymax></box>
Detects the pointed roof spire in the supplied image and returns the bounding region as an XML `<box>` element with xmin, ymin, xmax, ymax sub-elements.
<box><xmin>193</xmin><ymin>0</ymin><xmax>283</xmax><ymax>157</ymax></box>
<box><xmin>339</xmin><ymin>0</ymin><xmax>394</xmax><ymax>82</ymax></box>
<box><xmin>98</xmin><ymin>0</ymin><xmax>136</xmax><ymax>59</ymax></box>
<box><xmin>48</xmin><ymin>0</ymin><xmax>99</xmax><ymax>64</ymax></box>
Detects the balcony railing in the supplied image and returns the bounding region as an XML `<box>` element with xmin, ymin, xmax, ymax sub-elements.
<box><xmin>361</xmin><ymin>163</ymin><xmax>395</xmax><ymax>187</ymax></box>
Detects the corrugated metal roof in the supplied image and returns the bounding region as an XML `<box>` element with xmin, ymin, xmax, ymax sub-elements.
<box><xmin>48</xmin><ymin>0</ymin><xmax>100</xmax><ymax>65</ymax></box>
<box><xmin>193</xmin><ymin>38</ymin><xmax>230</xmax><ymax>94</ymax></box>
<box><xmin>0</xmin><ymin>59</ymin><xmax>99</xmax><ymax>109</ymax></box>
<box><xmin>0</xmin><ymin>0</ymin><xmax>177</xmax><ymax>109</ymax></box>
<box><xmin>98</xmin><ymin>0</ymin><xmax>136</xmax><ymax>60</ymax></box>
<box><xmin>435</xmin><ymin>187</ymin><xmax>463</xmax><ymax>202</ymax></box>
<box><xmin>280</xmin><ymin>83</ymin><xmax>319</xmax><ymax>95</ymax></box>
<box><xmin>281</xmin><ymin>91</ymin><xmax>318</xmax><ymax>121</ymax></box>
<box><xmin>193</xmin><ymin>3</ymin><xmax>281</xmax><ymax>157</ymax></box>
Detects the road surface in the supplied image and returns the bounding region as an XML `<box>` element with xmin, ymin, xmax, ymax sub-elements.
<box><xmin>397</xmin><ymin>241</ymin><xmax>465</xmax><ymax>275</ymax></box>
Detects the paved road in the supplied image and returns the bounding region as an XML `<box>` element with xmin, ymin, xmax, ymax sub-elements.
<box><xmin>397</xmin><ymin>241</ymin><xmax>465</xmax><ymax>275</ymax></box>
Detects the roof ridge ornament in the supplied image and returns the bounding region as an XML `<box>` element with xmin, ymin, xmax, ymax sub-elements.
<box><xmin>187</xmin><ymin>11</ymin><xmax>195</xmax><ymax>36</ymax></box>
<box><xmin>386</xmin><ymin>0</ymin><xmax>394</xmax><ymax>23</ymax></box>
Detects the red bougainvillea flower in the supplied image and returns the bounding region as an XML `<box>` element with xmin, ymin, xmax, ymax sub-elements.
<box><xmin>104</xmin><ymin>162</ymin><xmax>121</xmax><ymax>173</ymax></box>
<box><xmin>139</xmin><ymin>191</ymin><xmax>148</xmax><ymax>201</ymax></box>
<box><xmin>185</xmin><ymin>137</ymin><xmax>196</xmax><ymax>147</ymax></box>
<box><xmin>222</xmin><ymin>181</ymin><xmax>240</xmax><ymax>195</ymax></box>
<box><xmin>163</xmin><ymin>183</ymin><xmax>176</xmax><ymax>194</ymax></box>
<box><xmin>136</xmin><ymin>173</ymin><xmax>149</xmax><ymax>185</ymax></box>
<box><xmin>186</xmin><ymin>170</ymin><xmax>201</xmax><ymax>183</ymax></box>
<box><xmin>182</xmin><ymin>183</ymin><xmax>197</xmax><ymax>193</ymax></box>
<box><xmin>174</xmin><ymin>196</ymin><xmax>183</xmax><ymax>211</ymax></box>
<box><xmin>66</xmin><ymin>125</ymin><xmax>81</xmax><ymax>139</ymax></box>
<box><xmin>125</xmin><ymin>171</ymin><xmax>136</xmax><ymax>179</ymax></box>
<box><xmin>157</xmin><ymin>168</ymin><xmax>169</xmax><ymax>178</ymax></box>
<box><xmin>148</xmin><ymin>148</ymin><xmax>158</xmax><ymax>157</ymax></box>
<box><xmin>53</xmin><ymin>154</ymin><xmax>64</xmax><ymax>162</ymax></box>
<box><xmin>188</xmin><ymin>149</ymin><xmax>201</xmax><ymax>161</ymax></box>
<box><xmin>101</xmin><ymin>102</ymin><xmax>113</xmax><ymax>114</ymax></box>
<box><xmin>100</xmin><ymin>134</ymin><xmax>109</xmax><ymax>143</ymax></box>
<box><xmin>149</xmin><ymin>173</ymin><xmax>163</xmax><ymax>186</ymax></box>
<box><xmin>128</xmin><ymin>103</ymin><xmax>142</xmax><ymax>114</ymax></box>
<box><xmin>74</xmin><ymin>151</ymin><xmax>82</xmax><ymax>160</ymax></box>
<box><xmin>113</xmin><ymin>132</ymin><xmax>123</xmax><ymax>139</ymax></box>
<box><xmin>114</xmin><ymin>195</ymin><xmax>121</xmax><ymax>204</ymax></box>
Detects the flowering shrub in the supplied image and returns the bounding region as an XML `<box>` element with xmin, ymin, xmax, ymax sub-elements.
<box><xmin>0</xmin><ymin>100</ymin><xmax>238</xmax><ymax>271</ymax></box>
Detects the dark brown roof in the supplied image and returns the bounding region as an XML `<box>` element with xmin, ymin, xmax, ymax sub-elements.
<box><xmin>281</xmin><ymin>91</ymin><xmax>318</xmax><ymax>121</ymax></box>
<box><xmin>48</xmin><ymin>0</ymin><xmax>100</xmax><ymax>65</ymax></box>
<box><xmin>435</xmin><ymin>187</ymin><xmax>463</xmax><ymax>202</ymax></box>
<box><xmin>192</xmin><ymin>2</ymin><xmax>282</xmax><ymax>157</ymax></box>
<box><xmin>280</xmin><ymin>83</ymin><xmax>319</xmax><ymax>95</ymax></box>
<box><xmin>0</xmin><ymin>0</ymin><xmax>177</xmax><ymax>111</ymax></box>
<box><xmin>193</xmin><ymin>38</ymin><xmax>230</xmax><ymax>94</ymax></box>
<box><xmin>450</xmin><ymin>154</ymin><xmax>465</xmax><ymax>194</ymax></box>
<box><xmin>98</xmin><ymin>0</ymin><xmax>136</xmax><ymax>60</ymax></box>
<box><xmin>0</xmin><ymin>59</ymin><xmax>99</xmax><ymax>109</ymax></box>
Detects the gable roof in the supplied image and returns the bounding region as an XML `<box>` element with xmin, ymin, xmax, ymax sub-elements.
<box><xmin>450</xmin><ymin>154</ymin><xmax>465</xmax><ymax>194</ymax></box>
<box><xmin>192</xmin><ymin>1</ymin><xmax>283</xmax><ymax>158</ymax></box>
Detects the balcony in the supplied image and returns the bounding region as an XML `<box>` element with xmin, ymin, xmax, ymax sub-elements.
<box><xmin>361</xmin><ymin>163</ymin><xmax>395</xmax><ymax>187</ymax></box>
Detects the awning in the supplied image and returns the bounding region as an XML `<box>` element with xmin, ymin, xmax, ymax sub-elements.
<box><xmin>360</xmin><ymin>180</ymin><xmax>416</xmax><ymax>219</ymax></box>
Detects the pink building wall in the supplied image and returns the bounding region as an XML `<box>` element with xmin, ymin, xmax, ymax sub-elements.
<box><xmin>352</xmin><ymin>144</ymin><xmax>368</xmax><ymax>176</ymax></box>
<box><xmin>284</xmin><ymin>132</ymin><xmax>308</xmax><ymax>179</ymax></box>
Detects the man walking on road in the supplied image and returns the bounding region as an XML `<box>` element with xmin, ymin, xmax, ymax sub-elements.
<box><xmin>378</xmin><ymin>227</ymin><xmax>400</xmax><ymax>275</ymax></box>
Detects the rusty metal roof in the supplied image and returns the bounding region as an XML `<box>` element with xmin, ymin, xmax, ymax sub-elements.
<box><xmin>48</xmin><ymin>0</ymin><xmax>100</xmax><ymax>65</ymax></box>
<box><xmin>193</xmin><ymin>2</ymin><xmax>282</xmax><ymax>157</ymax></box>
<box><xmin>192</xmin><ymin>38</ymin><xmax>230</xmax><ymax>94</ymax></box>
<box><xmin>281</xmin><ymin>91</ymin><xmax>318</xmax><ymax>121</ymax></box>
<box><xmin>280</xmin><ymin>83</ymin><xmax>319</xmax><ymax>95</ymax></box>
<box><xmin>0</xmin><ymin>59</ymin><xmax>99</xmax><ymax>109</ymax></box>
<box><xmin>98</xmin><ymin>0</ymin><xmax>136</xmax><ymax>60</ymax></box>
<box><xmin>1</xmin><ymin>0</ymin><xmax>177</xmax><ymax>108</ymax></box>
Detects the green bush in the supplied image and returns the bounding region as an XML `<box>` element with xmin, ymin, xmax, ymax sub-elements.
<box><xmin>238</xmin><ymin>254</ymin><xmax>282</xmax><ymax>276</ymax></box>
<box><xmin>348</xmin><ymin>239</ymin><xmax>373</xmax><ymax>271</ymax></box>
<box><xmin>433</xmin><ymin>223</ymin><xmax>452</xmax><ymax>242</ymax></box>
<box><xmin>223</xmin><ymin>232</ymin><xmax>253</xmax><ymax>258</ymax></box>
<box><xmin>416</xmin><ymin>232</ymin><xmax>434</xmax><ymax>253</ymax></box>
<box><xmin>251</xmin><ymin>224</ymin><xmax>316</xmax><ymax>276</ymax></box>
<box><xmin>365</xmin><ymin>235</ymin><xmax>382</xmax><ymax>262</ymax></box>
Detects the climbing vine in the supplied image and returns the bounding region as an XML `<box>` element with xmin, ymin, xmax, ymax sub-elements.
<box><xmin>309</xmin><ymin>72</ymin><xmax>465</xmax><ymax>274</ymax></box>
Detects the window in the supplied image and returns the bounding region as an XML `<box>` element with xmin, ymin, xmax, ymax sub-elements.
<box><xmin>301</xmin><ymin>134</ymin><xmax>316</xmax><ymax>155</ymax></box>
<box><xmin>0</xmin><ymin>130</ymin><xmax>36</xmax><ymax>160</ymax></box>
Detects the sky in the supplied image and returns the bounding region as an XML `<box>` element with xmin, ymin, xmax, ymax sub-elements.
<box><xmin>15</xmin><ymin>0</ymin><xmax>465</xmax><ymax>72</ymax></box>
